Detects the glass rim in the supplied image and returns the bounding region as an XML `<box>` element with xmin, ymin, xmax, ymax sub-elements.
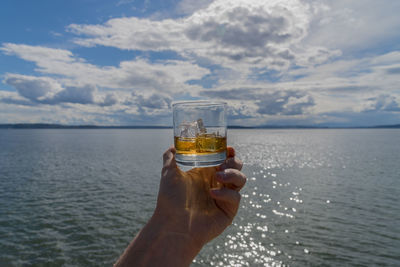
<box><xmin>172</xmin><ymin>100</ymin><xmax>227</xmax><ymax>107</ymax></box>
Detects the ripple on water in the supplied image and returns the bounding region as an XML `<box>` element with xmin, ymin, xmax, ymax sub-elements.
<box><xmin>1</xmin><ymin>129</ymin><xmax>400</xmax><ymax>266</ymax></box>
<box><xmin>195</xmin><ymin>130</ymin><xmax>400</xmax><ymax>266</ymax></box>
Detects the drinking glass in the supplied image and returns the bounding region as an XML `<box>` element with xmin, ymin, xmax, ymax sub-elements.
<box><xmin>173</xmin><ymin>101</ymin><xmax>227</xmax><ymax>167</ymax></box>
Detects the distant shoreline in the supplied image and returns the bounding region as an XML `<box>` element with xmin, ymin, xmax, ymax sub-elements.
<box><xmin>0</xmin><ymin>123</ymin><xmax>399</xmax><ymax>129</ymax></box>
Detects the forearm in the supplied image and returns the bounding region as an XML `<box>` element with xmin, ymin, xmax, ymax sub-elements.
<box><xmin>114</xmin><ymin>214</ymin><xmax>203</xmax><ymax>267</ymax></box>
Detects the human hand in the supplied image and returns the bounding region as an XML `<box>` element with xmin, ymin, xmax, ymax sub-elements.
<box><xmin>153</xmin><ymin>146</ymin><xmax>246</xmax><ymax>249</ymax></box>
<box><xmin>114</xmin><ymin>147</ymin><xmax>246</xmax><ymax>267</ymax></box>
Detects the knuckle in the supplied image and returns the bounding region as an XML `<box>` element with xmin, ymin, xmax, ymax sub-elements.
<box><xmin>163</xmin><ymin>150</ymin><xmax>170</xmax><ymax>159</ymax></box>
<box><xmin>224</xmin><ymin>168</ymin><xmax>235</xmax><ymax>175</ymax></box>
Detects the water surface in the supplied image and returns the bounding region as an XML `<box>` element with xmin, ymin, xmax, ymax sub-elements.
<box><xmin>0</xmin><ymin>129</ymin><xmax>399</xmax><ymax>266</ymax></box>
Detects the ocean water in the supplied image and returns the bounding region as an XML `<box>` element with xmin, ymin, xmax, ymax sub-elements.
<box><xmin>0</xmin><ymin>129</ymin><xmax>399</xmax><ymax>266</ymax></box>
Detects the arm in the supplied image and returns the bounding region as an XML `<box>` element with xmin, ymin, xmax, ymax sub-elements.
<box><xmin>115</xmin><ymin>146</ymin><xmax>246</xmax><ymax>267</ymax></box>
<box><xmin>114</xmin><ymin>213</ymin><xmax>201</xmax><ymax>267</ymax></box>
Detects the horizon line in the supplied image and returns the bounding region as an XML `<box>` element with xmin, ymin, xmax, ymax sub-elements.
<box><xmin>0</xmin><ymin>123</ymin><xmax>399</xmax><ymax>129</ymax></box>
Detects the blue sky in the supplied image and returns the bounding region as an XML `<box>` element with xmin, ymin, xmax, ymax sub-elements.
<box><xmin>1</xmin><ymin>0</ymin><xmax>400</xmax><ymax>126</ymax></box>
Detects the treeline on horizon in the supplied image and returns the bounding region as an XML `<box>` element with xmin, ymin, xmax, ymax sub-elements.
<box><xmin>0</xmin><ymin>123</ymin><xmax>399</xmax><ymax>129</ymax></box>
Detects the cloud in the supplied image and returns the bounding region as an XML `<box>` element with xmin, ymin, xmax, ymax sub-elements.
<box><xmin>176</xmin><ymin>0</ymin><xmax>213</xmax><ymax>15</ymax></box>
<box><xmin>3</xmin><ymin>74</ymin><xmax>118</xmax><ymax>107</ymax></box>
<box><xmin>184</xmin><ymin>6</ymin><xmax>298</xmax><ymax>59</ymax></box>
<box><xmin>202</xmin><ymin>87</ymin><xmax>315</xmax><ymax>116</ymax></box>
<box><xmin>4</xmin><ymin>74</ymin><xmax>63</xmax><ymax>102</ymax></box>
<box><xmin>134</xmin><ymin>93</ymin><xmax>171</xmax><ymax>110</ymax></box>
<box><xmin>1</xmin><ymin>0</ymin><xmax>400</xmax><ymax>126</ymax></box>
<box><xmin>255</xmin><ymin>91</ymin><xmax>315</xmax><ymax>115</ymax></box>
<box><xmin>115</xmin><ymin>59</ymin><xmax>209</xmax><ymax>93</ymax></box>
<box><xmin>317</xmin><ymin>110</ymin><xmax>400</xmax><ymax>127</ymax></box>
<box><xmin>200</xmin><ymin>87</ymin><xmax>258</xmax><ymax>100</ymax></box>
<box><xmin>1</xmin><ymin>43</ymin><xmax>75</xmax><ymax>63</ymax></box>
<box><xmin>1</xmin><ymin>43</ymin><xmax>209</xmax><ymax>94</ymax></box>
<box><xmin>99</xmin><ymin>93</ymin><xmax>118</xmax><ymax>107</ymax></box>
<box><xmin>0</xmin><ymin>91</ymin><xmax>37</xmax><ymax>107</ymax></box>
<box><xmin>49</xmin><ymin>85</ymin><xmax>96</xmax><ymax>105</ymax></box>
<box><xmin>67</xmin><ymin>17</ymin><xmax>181</xmax><ymax>51</ymax></box>
<box><xmin>67</xmin><ymin>0</ymin><xmax>340</xmax><ymax>71</ymax></box>
<box><xmin>386</xmin><ymin>66</ymin><xmax>400</xmax><ymax>75</ymax></box>
<box><xmin>302</xmin><ymin>0</ymin><xmax>400</xmax><ymax>60</ymax></box>
<box><xmin>364</xmin><ymin>95</ymin><xmax>400</xmax><ymax>112</ymax></box>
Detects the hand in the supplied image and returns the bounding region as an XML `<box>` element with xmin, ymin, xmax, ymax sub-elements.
<box><xmin>114</xmin><ymin>147</ymin><xmax>246</xmax><ymax>267</ymax></box>
<box><xmin>153</xmin><ymin>146</ymin><xmax>246</xmax><ymax>249</ymax></box>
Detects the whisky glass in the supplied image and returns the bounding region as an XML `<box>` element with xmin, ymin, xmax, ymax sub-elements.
<box><xmin>173</xmin><ymin>101</ymin><xmax>227</xmax><ymax>167</ymax></box>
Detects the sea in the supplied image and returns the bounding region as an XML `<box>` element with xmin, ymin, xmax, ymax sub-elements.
<box><xmin>0</xmin><ymin>129</ymin><xmax>399</xmax><ymax>266</ymax></box>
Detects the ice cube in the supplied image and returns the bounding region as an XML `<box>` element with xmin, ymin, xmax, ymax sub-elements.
<box><xmin>179</xmin><ymin>121</ymin><xmax>199</xmax><ymax>138</ymax></box>
<box><xmin>179</xmin><ymin>118</ymin><xmax>207</xmax><ymax>138</ymax></box>
<box><xmin>196</xmin><ymin>118</ymin><xmax>207</xmax><ymax>134</ymax></box>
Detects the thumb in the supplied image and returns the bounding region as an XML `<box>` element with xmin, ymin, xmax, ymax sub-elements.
<box><xmin>163</xmin><ymin>146</ymin><xmax>177</xmax><ymax>169</ymax></box>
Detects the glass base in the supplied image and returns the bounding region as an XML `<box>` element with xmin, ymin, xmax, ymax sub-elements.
<box><xmin>176</xmin><ymin>151</ymin><xmax>226</xmax><ymax>168</ymax></box>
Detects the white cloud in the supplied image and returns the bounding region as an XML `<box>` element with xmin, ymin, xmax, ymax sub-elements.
<box><xmin>1</xmin><ymin>43</ymin><xmax>75</xmax><ymax>63</ymax></box>
<box><xmin>68</xmin><ymin>17</ymin><xmax>182</xmax><ymax>51</ymax></box>
<box><xmin>3</xmin><ymin>74</ymin><xmax>98</xmax><ymax>105</ymax></box>
<box><xmin>1</xmin><ymin>0</ymin><xmax>400</xmax><ymax>126</ymax></box>
<box><xmin>303</xmin><ymin>0</ymin><xmax>400</xmax><ymax>53</ymax></box>
<box><xmin>0</xmin><ymin>91</ymin><xmax>106</xmax><ymax>124</ymax></box>
<box><xmin>1</xmin><ymin>43</ymin><xmax>209</xmax><ymax>95</ymax></box>
<box><xmin>67</xmin><ymin>0</ymin><xmax>340</xmax><ymax>72</ymax></box>
<box><xmin>363</xmin><ymin>94</ymin><xmax>400</xmax><ymax>112</ymax></box>
<box><xmin>4</xmin><ymin>74</ymin><xmax>63</xmax><ymax>102</ymax></box>
<box><xmin>176</xmin><ymin>0</ymin><xmax>213</xmax><ymax>15</ymax></box>
<box><xmin>99</xmin><ymin>93</ymin><xmax>118</xmax><ymax>107</ymax></box>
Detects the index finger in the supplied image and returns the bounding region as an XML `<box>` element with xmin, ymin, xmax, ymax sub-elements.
<box><xmin>163</xmin><ymin>146</ymin><xmax>176</xmax><ymax>168</ymax></box>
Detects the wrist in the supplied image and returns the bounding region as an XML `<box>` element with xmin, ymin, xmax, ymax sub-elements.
<box><xmin>149</xmin><ymin>211</ymin><xmax>205</xmax><ymax>253</ymax></box>
<box><xmin>116</xmin><ymin>212</ymin><xmax>204</xmax><ymax>267</ymax></box>
<box><xmin>136</xmin><ymin>212</ymin><xmax>203</xmax><ymax>266</ymax></box>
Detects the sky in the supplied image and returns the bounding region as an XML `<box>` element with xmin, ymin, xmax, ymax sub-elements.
<box><xmin>1</xmin><ymin>0</ymin><xmax>400</xmax><ymax>127</ymax></box>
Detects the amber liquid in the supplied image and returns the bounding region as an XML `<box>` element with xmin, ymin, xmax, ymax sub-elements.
<box><xmin>174</xmin><ymin>134</ymin><xmax>227</xmax><ymax>155</ymax></box>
